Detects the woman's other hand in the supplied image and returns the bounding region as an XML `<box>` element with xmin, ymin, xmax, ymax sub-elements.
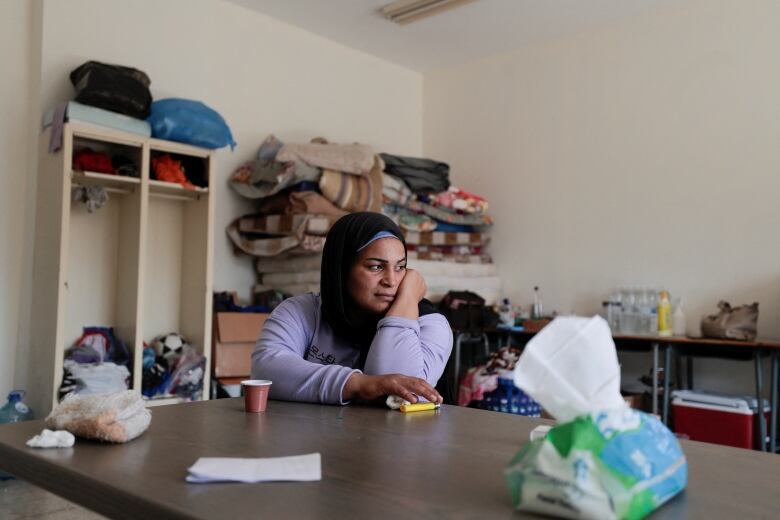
<box><xmin>343</xmin><ymin>372</ymin><xmax>442</xmax><ymax>404</ymax></box>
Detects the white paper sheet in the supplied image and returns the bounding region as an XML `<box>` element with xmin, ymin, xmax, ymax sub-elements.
<box><xmin>186</xmin><ymin>453</ymin><xmax>322</xmax><ymax>484</ymax></box>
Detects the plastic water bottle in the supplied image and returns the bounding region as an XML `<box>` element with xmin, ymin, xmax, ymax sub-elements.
<box><xmin>0</xmin><ymin>390</ymin><xmax>34</xmax><ymax>480</ymax></box>
<box><xmin>605</xmin><ymin>290</ymin><xmax>623</xmax><ymax>332</ymax></box>
<box><xmin>0</xmin><ymin>390</ymin><xmax>33</xmax><ymax>423</ymax></box>
<box><xmin>532</xmin><ymin>286</ymin><xmax>544</xmax><ymax>319</ymax></box>
<box><xmin>672</xmin><ymin>298</ymin><xmax>687</xmax><ymax>337</ymax></box>
<box><xmin>622</xmin><ymin>286</ymin><xmax>638</xmax><ymax>334</ymax></box>
<box><xmin>647</xmin><ymin>289</ymin><xmax>659</xmax><ymax>335</ymax></box>
<box><xmin>499</xmin><ymin>298</ymin><xmax>514</xmax><ymax>326</ymax></box>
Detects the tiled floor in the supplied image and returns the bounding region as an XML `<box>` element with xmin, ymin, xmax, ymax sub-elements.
<box><xmin>0</xmin><ymin>479</ymin><xmax>105</xmax><ymax>519</ymax></box>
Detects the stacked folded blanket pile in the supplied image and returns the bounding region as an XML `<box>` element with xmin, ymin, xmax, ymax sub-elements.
<box><xmin>228</xmin><ymin>137</ymin><xmax>500</xmax><ymax>304</ymax></box>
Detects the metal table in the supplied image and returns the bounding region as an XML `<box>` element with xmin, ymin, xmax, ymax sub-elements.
<box><xmin>503</xmin><ymin>329</ymin><xmax>780</xmax><ymax>451</ymax></box>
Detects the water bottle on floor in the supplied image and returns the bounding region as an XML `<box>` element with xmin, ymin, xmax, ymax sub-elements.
<box><xmin>0</xmin><ymin>390</ymin><xmax>34</xmax><ymax>480</ymax></box>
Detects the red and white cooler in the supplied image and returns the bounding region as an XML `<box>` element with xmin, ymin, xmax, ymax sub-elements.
<box><xmin>671</xmin><ymin>390</ymin><xmax>770</xmax><ymax>450</ymax></box>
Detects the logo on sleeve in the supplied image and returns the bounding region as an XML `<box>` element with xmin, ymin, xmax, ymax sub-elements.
<box><xmin>307</xmin><ymin>345</ymin><xmax>336</xmax><ymax>365</ymax></box>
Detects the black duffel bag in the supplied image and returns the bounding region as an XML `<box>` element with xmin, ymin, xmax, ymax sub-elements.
<box><xmin>69</xmin><ymin>61</ymin><xmax>152</xmax><ymax>119</ymax></box>
<box><xmin>438</xmin><ymin>290</ymin><xmax>498</xmax><ymax>331</ymax></box>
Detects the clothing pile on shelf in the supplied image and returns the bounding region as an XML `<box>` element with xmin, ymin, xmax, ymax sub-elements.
<box><xmin>141</xmin><ymin>332</ymin><xmax>206</xmax><ymax>402</ymax></box>
<box><xmin>459</xmin><ymin>347</ymin><xmax>541</xmax><ymax>416</ymax></box>
<box><xmin>58</xmin><ymin>327</ymin><xmax>132</xmax><ymax>400</ymax></box>
<box><xmin>227</xmin><ymin>136</ymin><xmax>501</xmax><ymax>305</ymax></box>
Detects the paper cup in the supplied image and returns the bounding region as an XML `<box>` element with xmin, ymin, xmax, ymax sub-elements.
<box><xmin>241</xmin><ymin>380</ymin><xmax>272</xmax><ymax>412</ymax></box>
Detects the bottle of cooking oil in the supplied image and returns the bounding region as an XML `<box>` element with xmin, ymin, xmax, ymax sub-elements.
<box><xmin>657</xmin><ymin>290</ymin><xmax>672</xmax><ymax>337</ymax></box>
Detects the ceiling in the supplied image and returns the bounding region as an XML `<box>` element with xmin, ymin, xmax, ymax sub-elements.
<box><xmin>227</xmin><ymin>0</ymin><xmax>675</xmax><ymax>72</ymax></box>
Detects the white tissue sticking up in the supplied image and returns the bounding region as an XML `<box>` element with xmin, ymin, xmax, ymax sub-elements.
<box><xmin>513</xmin><ymin>316</ymin><xmax>627</xmax><ymax>423</ymax></box>
<box><xmin>26</xmin><ymin>429</ymin><xmax>75</xmax><ymax>448</ymax></box>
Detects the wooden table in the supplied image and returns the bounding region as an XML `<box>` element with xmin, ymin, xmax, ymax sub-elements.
<box><xmin>2</xmin><ymin>398</ymin><xmax>780</xmax><ymax>518</ymax></box>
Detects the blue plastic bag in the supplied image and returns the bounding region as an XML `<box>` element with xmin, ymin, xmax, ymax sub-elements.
<box><xmin>147</xmin><ymin>98</ymin><xmax>236</xmax><ymax>150</ymax></box>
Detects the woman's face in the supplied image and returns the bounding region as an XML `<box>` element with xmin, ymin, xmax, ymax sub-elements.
<box><xmin>348</xmin><ymin>237</ymin><xmax>407</xmax><ymax>315</ymax></box>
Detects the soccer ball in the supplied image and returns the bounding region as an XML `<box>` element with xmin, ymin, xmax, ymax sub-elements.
<box><xmin>155</xmin><ymin>332</ymin><xmax>187</xmax><ymax>361</ymax></box>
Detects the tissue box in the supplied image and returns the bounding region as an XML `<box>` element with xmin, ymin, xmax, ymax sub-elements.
<box><xmin>506</xmin><ymin>408</ymin><xmax>687</xmax><ymax>520</ymax></box>
<box><xmin>672</xmin><ymin>390</ymin><xmax>769</xmax><ymax>449</ymax></box>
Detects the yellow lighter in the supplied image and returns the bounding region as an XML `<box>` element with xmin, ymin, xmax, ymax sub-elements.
<box><xmin>399</xmin><ymin>402</ymin><xmax>441</xmax><ymax>413</ymax></box>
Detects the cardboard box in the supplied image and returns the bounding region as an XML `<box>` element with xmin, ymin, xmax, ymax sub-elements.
<box><xmin>522</xmin><ymin>319</ymin><xmax>552</xmax><ymax>333</ymax></box>
<box><xmin>212</xmin><ymin>312</ymin><xmax>268</xmax><ymax>378</ymax></box>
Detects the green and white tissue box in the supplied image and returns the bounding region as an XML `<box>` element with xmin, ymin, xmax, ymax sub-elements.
<box><xmin>505</xmin><ymin>407</ymin><xmax>687</xmax><ymax>519</ymax></box>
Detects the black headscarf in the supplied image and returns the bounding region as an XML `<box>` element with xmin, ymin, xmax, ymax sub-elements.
<box><xmin>320</xmin><ymin>212</ymin><xmax>438</xmax><ymax>355</ymax></box>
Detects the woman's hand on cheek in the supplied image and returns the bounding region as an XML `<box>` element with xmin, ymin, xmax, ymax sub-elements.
<box><xmin>343</xmin><ymin>373</ymin><xmax>442</xmax><ymax>404</ymax></box>
<box><xmin>397</xmin><ymin>269</ymin><xmax>427</xmax><ymax>303</ymax></box>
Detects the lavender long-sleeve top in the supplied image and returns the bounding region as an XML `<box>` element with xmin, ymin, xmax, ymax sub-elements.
<box><xmin>251</xmin><ymin>293</ymin><xmax>453</xmax><ymax>404</ymax></box>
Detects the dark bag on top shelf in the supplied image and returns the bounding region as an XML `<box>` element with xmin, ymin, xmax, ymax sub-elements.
<box><xmin>69</xmin><ymin>61</ymin><xmax>152</xmax><ymax>119</ymax></box>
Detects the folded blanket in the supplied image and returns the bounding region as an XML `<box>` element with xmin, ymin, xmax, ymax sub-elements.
<box><xmin>382</xmin><ymin>173</ymin><xmax>414</xmax><ymax>206</ymax></box>
<box><xmin>277</xmin><ymin>139</ymin><xmax>375</xmax><ymax>175</ymax></box>
<box><xmin>427</xmin><ymin>186</ymin><xmax>488</xmax><ymax>215</ymax></box>
<box><xmin>238</xmin><ymin>213</ymin><xmax>338</xmax><ymax>237</ymax></box>
<box><xmin>432</xmin><ymin>222</ymin><xmax>478</xmax><ymax>233</ymax></box>
<box><xmin>46</xmin><ymin>390</ymin><xmax>151</xmax><ymax>443</ymax></box>
<box><xmin>403</xmin><ymin>230</ymin><xmax>490</xmax><ymax>247</ymax></box>
<box><xmin>227</xmin><ymin>216</ymin><xmax>326</xmax><ymax>257</ymax></box>
<box><xmin>398</xmin><ymin>213</ymin><xmax>436</xmax><ymax>232</ymax></box>
<box><xmin>380</xmin><ymin>153</ymin><xmax>450</xmax><ymax>195</ymax></box>
<box><xmin>257</xmin><ymin>191</ymin><xmax>347</xmax><ymax>218</ymax></box>
<box><xmin>319</xmin><ymin>156</ymin><xmax>383</xmax><ymax>212</ymax></box>
<box><xmin>407</xmin><ymin>244</ymin><xmax>485</xmax><ymax>256</ymax></box>
<box><xmin>407</xmin><ymin>251</ymin><xmax>493</xmax><ymax>264</ymax></box>
<box><xmin>230</xmin><ymin>135</ymin><xmax>321</xmax><ymax>199</ymax></box>
<box><xmin>382</xmin><ymin>202</ymin><xmax>437</xmax><ymax>232</ymax></box>
<box><xmin>412</xmin><ymin>200</ymin><xmax>493</xmax><ymax>226</ymax></box>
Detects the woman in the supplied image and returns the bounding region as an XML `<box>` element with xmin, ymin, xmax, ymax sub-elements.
<box><xmin>251</xmin><ymin>212</ymin><xmax>452</xmax><ymax>405</ymax></box>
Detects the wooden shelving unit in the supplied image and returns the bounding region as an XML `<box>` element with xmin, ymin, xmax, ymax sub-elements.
<box><xmin>30</xmin><ymin>122</ymin><xmax>215</xmax><ymax>415</ymax></box>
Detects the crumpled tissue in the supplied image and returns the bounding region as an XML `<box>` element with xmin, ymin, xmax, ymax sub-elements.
<box><xmin>26</xmin><ymin>429</ymin><xmax>75</xmax><ymax>448</ymax></box>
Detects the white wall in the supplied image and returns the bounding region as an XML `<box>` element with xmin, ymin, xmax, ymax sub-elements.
<box><xmin>38</xmin><ymin>0</ymin><xmax>422</xmax><ymax>301</ymax></box>
<box><xmin>424</xmin><ymin>0</ymin><xmax>780</xmax><ymax>394</ymax></box>
<box><xmin>2</xmin><ymin>0</ymin><xmax>422</xmax><ymax>396</ymax></box>
<box><xmin>0</xmin><ymin>0</ymin><xmax>40</xmax><ymax>402</ymax></box>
